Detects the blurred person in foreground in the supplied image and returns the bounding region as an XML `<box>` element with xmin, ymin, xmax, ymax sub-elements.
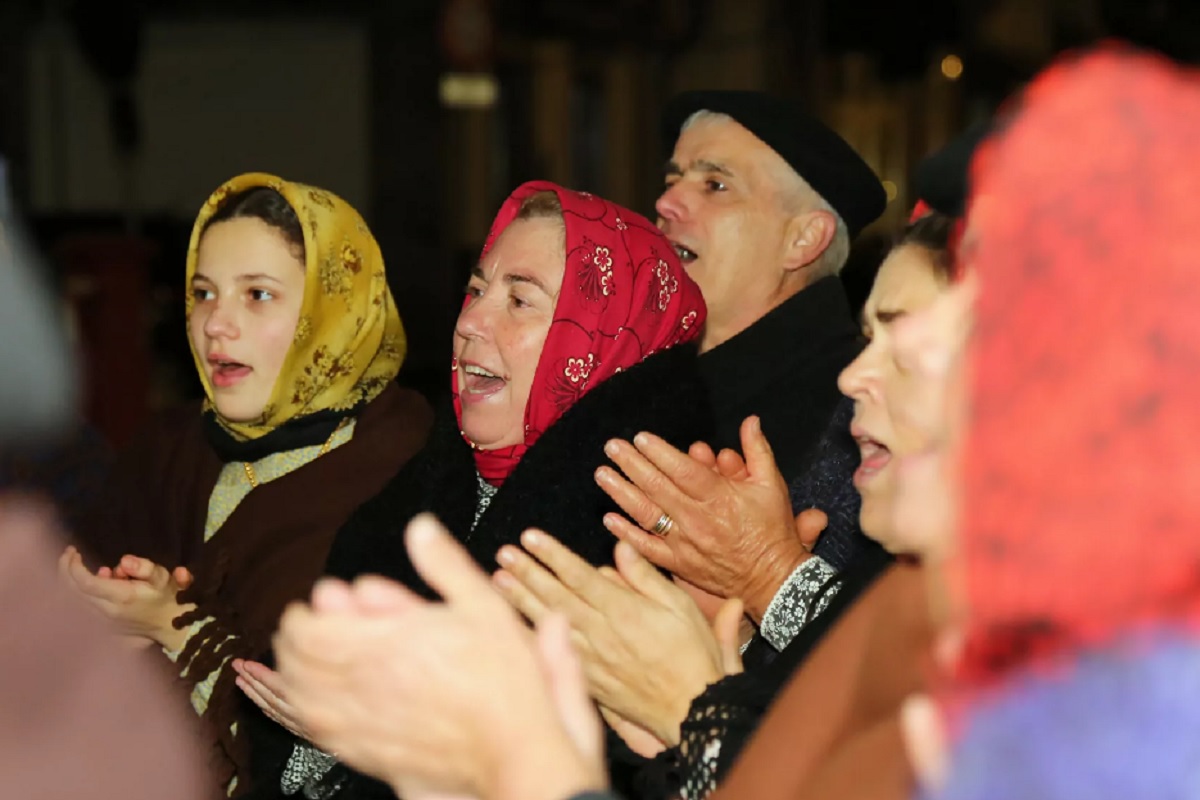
<box><xmin>901</xmin><ymin>44</ymin><xmax>1200</xmax><ymax>800</ymax></box>
<box><xmin>0</xmin><ymin>204</ymin><xmax>204</xmax><ymax>800</ymax></box>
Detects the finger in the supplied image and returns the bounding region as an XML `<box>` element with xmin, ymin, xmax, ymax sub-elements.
<box><xmin>603</xmin><ymin>438</ymin><xmax>697</xmax><ymax>525</ymax></box>
<box><xmin>118</xmin><ymin>555</ymin><xmax>163</xmax><ymax>583</ymax></box>
<box><xmin>518</xmin><ymin>530</ymin><xmax>622</xmax><ymax>608</ymax></box>
<box><xmin>597</xmin><ymin>566</ymin><xmax>630</xmax><ymax>590</ymax></box>
<box><xmin>711</xmin><ymin>598</ymin><xmax>744</xmax><ymax>676</ymax></box>
<box><xmin>235</xmin><ymin>675</ymin><xmax>298</xmax><ymax>735</ymax></box>
<box><xmin>715</xmin><ymin>448</ymin><xmax>749</xmax><ymax>481</ymax></box>
<box><xmin>687</xmin><ymin>441</ymin><xmax>717</xmax><ymax>470</ymax></box>
<box><xmin>602</xmin><ymin>513</ymin><xmax>676</xmax><ymax>572</ymax></box>
<box><xmin>794</xmin><ymin>508</ymin><xmax>828</xmax><ymax>552</ymax></box>
<box><xmin>349</xmin><ymin>575</ymin><xmax>423</xmax><ymax>615</ymax></box>
<box><xmin>612</xmin><ymin>541</ymin><xmax>681</xmax><ymax>607</ymax></box>
<box><xmin>536</xmin><ymin>613</ymin><xmax>601</xmax><ymax>758</ymax></box>
<box><xmin>405</xmin><ymin>513</ymin><xmax>500</xmax><ymax>609</ymax></box>
<box><xmin>309</xmin><ymin>578</ymin><xmax>356</xmax><ymax>612</ymax></box>
<box><xmin>900</xmin><ymin>694</ymin><xmax>949</xmax><ymax>792</ymax></box>
<box><xmin>738</xmin><ymin>416</ymin><xmax>781</xmax><ymax>483</ymax></box>
<box><xmin>240</xmin><ymin>661</ymin><xmax>289</xmax><ymax>701</ymax></box>
<box><xmin>173</xmin><ymin>566</ymin><xmax>194</xmax><ymax>590</ymax></box>
<box><xmin>627</xmin><ymin>433</ymin><xmax>718</xmax><ymax>504</ymax></box>
<box><xmin>594</xmin><ymin>465</ymin><xmax>661</xmax><ymax>533</ymax></box>
<box><xmin>492</xmin><ymin>569</ymin><xmax>551</xmax><ymax>625</ymax></box>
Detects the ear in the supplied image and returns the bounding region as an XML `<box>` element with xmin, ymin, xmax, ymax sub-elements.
<box><xmin>781</xmin><ymin>209</ymin><xmax>837</xmax><ymax>273</ymax></box>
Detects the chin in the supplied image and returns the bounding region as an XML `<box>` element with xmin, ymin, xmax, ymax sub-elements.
<box><xmin>213</xmin><ymin>402</ymin><xmax>266</xmax><ymax>424</ymax></box>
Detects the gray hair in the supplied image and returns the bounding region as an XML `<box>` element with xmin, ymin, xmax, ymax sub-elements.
<box><xmin>680</xmin><ymin>110</ymin><xmax>850</xmax><ymax>277</ymax></box>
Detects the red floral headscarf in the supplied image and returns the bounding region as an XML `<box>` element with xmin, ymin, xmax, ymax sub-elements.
<box><xmin>453</xmin><ymin>181</ymin><xmax>707</xmax><ymax>486</ymax></box>
<box><xmin>951</xmin><ymin>45</ymin><xmax>1200</xmax><ymax>691</ymax></box>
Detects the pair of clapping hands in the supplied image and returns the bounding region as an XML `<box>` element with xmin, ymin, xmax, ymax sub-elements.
<box><xmin>249</xmin><ymin>415</ymin><xmax>824</xmax><ymax>800</ymax></box>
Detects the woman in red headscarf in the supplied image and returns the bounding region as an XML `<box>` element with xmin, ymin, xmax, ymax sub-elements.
<box><xmin>238</xmin><ymin>181</ymin><xmax>710</xmax><ymax>799</ymax></box>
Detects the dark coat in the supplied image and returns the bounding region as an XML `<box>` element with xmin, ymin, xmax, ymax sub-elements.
<box><xmin>76</xmin><ymin>384</ymin><xmax>433</xmax><ymax>794</ymax></box>
<box><xmin>246</xmin><ymin>343</ymin><xmax>715</xmax><ymax>799</ymax></box>
<box><xmin>696</xmin><ymin>276</ymin><xmax>872</xmax><ymax>571</ymax></box>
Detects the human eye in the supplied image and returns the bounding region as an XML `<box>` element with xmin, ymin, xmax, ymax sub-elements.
<box><xmin>509</xmin><ymin>290</ymin><xmax>531</xmax><ymax>309</ymax></box>
<box><xmin>705</xmin><ymin>177</ymin><xmax>726</xmax><ymax>192</ymax></box>
<box><xmin>250</xmin><ymin>288</ymin><xmax>276</xmax><ymax>302</ymax></box>
<box><xmin>464</xmin><ymin>280</ymin><xmax>485</xmax><ymax>300</ymax></box>
<box><xmin>191</xmin><ymin>286</ymin><xmax>215</xmax><ymax>302</ymax></box>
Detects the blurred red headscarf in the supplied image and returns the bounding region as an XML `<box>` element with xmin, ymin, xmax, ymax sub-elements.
<box><xmin>453</xmin><ymin>181</ymin><xmax>707</xmax><ymax>486</ymax></box>
<box><xmin>952</xmin><ymin>45</ymin><xmax>1200</xmax><ymax>690</ymax></box>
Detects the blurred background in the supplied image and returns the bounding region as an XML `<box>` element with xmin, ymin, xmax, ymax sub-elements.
<box><xmin>1</xmin><ymin>0</ymin><xmax>1196</xmax><ymax>449</ymax></box>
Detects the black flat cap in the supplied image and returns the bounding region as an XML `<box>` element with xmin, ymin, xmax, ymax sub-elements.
<box><xmin>663</xmin><ymin>90</ymin><xmax>887</xmax><ymax>237</ymax></box>
<box><xmin>913</xmin><ymin>119</ymin><xmax>994</xmax><ymax>218</ymax></box>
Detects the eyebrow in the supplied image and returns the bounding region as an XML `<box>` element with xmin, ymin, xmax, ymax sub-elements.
<box><xmin>663</xmin><ymin>158</ymin><xmax>735</xmax><ymax>179</ymax></box>
<box><xmin>191</xmin><ymin>271</ymin><xmax>283</xmax><ymax>285</ymax></box>
<box><xmin>874</xmin><ymin>308</ymin><xmax>908</xmax><ymax>325</ymax></box>
<box><xmin>468</xmin><ymin>265</ymin><xmax>556</xmax><ymax>297</ymax></box>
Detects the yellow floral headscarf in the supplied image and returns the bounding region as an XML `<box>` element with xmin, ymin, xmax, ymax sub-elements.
<box><xmin>185</xmin><ymin>172</ymin><xmax>406</xmax><ymax>441</ymax></box>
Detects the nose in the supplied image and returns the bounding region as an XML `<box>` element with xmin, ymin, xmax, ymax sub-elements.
<box><xmin>655</xmin><ymin>181</ymin><xmax>689</xmax><ymax>224</ymax></box>
<box><xmin>202</xmin><ymin>298</ymin><xmax>239</xmax><ymax>340</ymax></box>
<box><xmin>838</xmin><ymin>343</ymin><xmax>880</xmax><ymax>403</ymax></box>
<box><xmin>454</xmin><ymin>292</ymin><xmax>490</xmax><ymax>343</ymax></box>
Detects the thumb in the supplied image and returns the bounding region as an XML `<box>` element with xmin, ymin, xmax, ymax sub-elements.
<box><xmin>711</xmin><ymin>598</ymin><xmax>744</xmax><ymax>675</ymax></box>
<box><xmin>794</xmin><ymin>508</ymin><xmax>828</xmax><ymax>552</ymax></box>
<box><xmin>614</xmin><ymin>541</ymin><xmax>677</xmax><ymax>607</ymax></box>
<box><xmin>739</xmin><ymin>416</ymin><xmax>778</xmax><ymax>481</ymax></box>
<box><xmin>536</xmin><ymin>614</ymin><xmax>602</xmax><ymax>761</ymax></box>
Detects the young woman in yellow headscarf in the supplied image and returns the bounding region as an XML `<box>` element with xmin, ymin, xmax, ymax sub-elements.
<box><xmin>61</xmin><ymin>173</ymin><xmax>432</xmax><ymax>794</ymax></box>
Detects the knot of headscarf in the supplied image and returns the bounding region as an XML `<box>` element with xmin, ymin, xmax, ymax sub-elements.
<box><xmin>186</xmin><ymin>172</ymin><xmax>407</xmax><ymax>447</ymax></box>
<box><xmin>952</xmin><ymin>45</ymin><xmax>1200</xmax><ymax>694</ymax></box>
<box><xmin>453</xmin><ymin>181</ymin><xmax>707</xmax><ymax>486</ymax></box>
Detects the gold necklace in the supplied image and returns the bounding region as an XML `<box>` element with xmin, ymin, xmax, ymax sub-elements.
<box><xmin>242</xmin><ymin>421</ymin><xmax>345</xmax><ymax>489</ymax></box>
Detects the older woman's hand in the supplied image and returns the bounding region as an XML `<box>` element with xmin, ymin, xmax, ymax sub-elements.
<box><xmin>274</xmin><ymin>514</ymin><xmax>606</xmax><ymax>800</ymax></box>
<box><xmin>595</xmin><ymin>415</ymin><xmax>822</xmax><ymax>622</ymax></box>
<box><xmin>58</xmin><ymin>546</ymin><xmax>195</xmax><ymax>651</ymax></box>
<box><xmin>494</xmin><ymin>532</ymin><xmax>744</xmax><ymax>747</ymax></box>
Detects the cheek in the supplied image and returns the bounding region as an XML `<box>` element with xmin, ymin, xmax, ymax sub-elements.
<box><xmin>187</xmin><ymin>311</ymin><xmax>207</xmax><ymax>348</ymax></box>
<box><xmin>257</xmin><ymin>313</ymin><xmax>301</xmax><ymax>371</ymax></box>
<box><xmin>501</xmin><ymin>322</ymin><xmax>552</xmax><ymax>394</ymax></box>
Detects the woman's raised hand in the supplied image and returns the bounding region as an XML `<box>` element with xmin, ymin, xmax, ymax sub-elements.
<box><xmin>58</xmin><ymin>546</ymin><xmax>195</xmax><ymax>651</ymax></box>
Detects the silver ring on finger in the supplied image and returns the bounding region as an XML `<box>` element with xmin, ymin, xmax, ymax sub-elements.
<box><xmin>650</xmin><ymin>512</ymin><xmax>674</xmax><ymax>537</ymax></box>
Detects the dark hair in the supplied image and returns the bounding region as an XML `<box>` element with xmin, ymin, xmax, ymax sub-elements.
<box><xmin>515</xmin><ymin>190</ymin><xmax>564</xmax><ymax>222</ymax></box>
<box><xmin>897</xmin><ymin>211</ymin><xmax>955</xmax><ymax>281</ymax></box>
<box><xmin>203</xmin><ymin>187</ymin><xmax>305</xmax><ymax>259</ymax></box>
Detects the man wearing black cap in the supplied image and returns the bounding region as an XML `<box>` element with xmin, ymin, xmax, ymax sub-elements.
<box><xmin>601</xmin><ymin>92</ymin><xmax>887</xmax><ymax>643</ymax></box>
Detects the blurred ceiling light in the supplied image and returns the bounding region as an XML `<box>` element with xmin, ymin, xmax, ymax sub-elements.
<box><xmin>439</xmin><ymin>73</ymin><xmax>498</xmax><ymax>109</ymax></box>
<box><xmin>940</xmin><ymin>54</ymin><xmax>964</xmax><ymax>80</ymax></box>
<box><xmin>882</xmin><ymin>180</ymin><xmax>899</xmax><ymax>202</ymax></box>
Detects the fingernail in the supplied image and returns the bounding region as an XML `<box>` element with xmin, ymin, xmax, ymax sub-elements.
<box><xmin>633</xmin><ymin>432</ymin><xmax>649</xmax><ymax>448</ymax></box>
<box><xmin>522</xmin><ymin>530</ymin><xmax>541</xmax><ymax>549</ymax></box>
<box><xmin>605</xmin><ymin>440</ymin><xmax>620</xmax><ymax>457</ymax></box>
<box><xmin>603</xmin><ymin>514</ymin><xmax>618</xmax><ymax>530</ymax></box>
<box><xmin>493</xmin><ymin>570</ymin><xmax>515</xmax><ymax>589</ymax></box>
<box><xmin>496</xmin><ymin>547</ymin><xmax>516</xmax><ymax>566</ymax></box>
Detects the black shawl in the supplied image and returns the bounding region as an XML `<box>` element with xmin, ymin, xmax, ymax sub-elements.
<box><xmin>246</xmin><ymin>343</ymin><xmax>714</xmax><ymax>799</ymax></box>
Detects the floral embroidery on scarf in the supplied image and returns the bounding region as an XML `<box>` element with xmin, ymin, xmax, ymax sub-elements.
<box><xmin>655</xmin><ymin>258</ymin><xmax>679</xmax><ymax>311</ymax></box>
<box><xmin>564</xmin><ymin>354</ymin><xmax>595</xmax><ymax>385</ymax></box>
